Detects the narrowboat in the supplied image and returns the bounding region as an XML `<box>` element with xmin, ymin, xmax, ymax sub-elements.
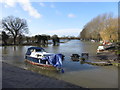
<box><xmin>25</xmin><ymin>47</ymin><xmax>64</xmax><ymax>71</ymax></box>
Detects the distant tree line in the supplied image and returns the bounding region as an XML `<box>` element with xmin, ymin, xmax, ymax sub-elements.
<box><xmin>1</xmin><ymin>16</ymin><xmax>81</xmax><ymax>46</ymax></box>
<box><xmin>80</xmin><ymin>13</ymin><xmax>118</xmax><ymax>42</ymax></box>
<box><xmin>1</xmin><ymin>16</ymin><xmax>78</xmax><ymax>46</ymax></box>
<box><xmin>60</xmin><ymin>36</ymin><xmax>80</xmax><ymax>40</ymax></box>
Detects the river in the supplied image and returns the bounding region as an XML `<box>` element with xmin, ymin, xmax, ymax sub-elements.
<box><xmin>1</xmin><ymin>40</ymin><xmax>118</xmax><ymax>88</ymax></box>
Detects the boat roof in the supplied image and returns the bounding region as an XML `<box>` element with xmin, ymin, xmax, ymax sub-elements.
<box><xmin>28</xmin><ymin>47</ymin><xmax>44</xmax><ymax>50</ymax></box>
<box><xmin>26</xmin><ymin>47</ymin><xmax>45</xmax><ymax>55</ymax></box>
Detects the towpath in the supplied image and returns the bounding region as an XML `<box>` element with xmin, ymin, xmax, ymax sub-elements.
<box><xmin>2</xmin><ymin>62</ymin><xmax>84</xmax><ymax>89</ymax></box>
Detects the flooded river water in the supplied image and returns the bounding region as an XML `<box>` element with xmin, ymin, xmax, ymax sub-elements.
<box><xmin>1</xmin><ymin>40</ymin><xmax>118</xmax><ymax>88</ymax></box>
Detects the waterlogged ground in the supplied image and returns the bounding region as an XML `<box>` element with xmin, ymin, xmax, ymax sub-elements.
<box><xmin>1</xmin><ymin>40</ymin><xmax>118</xmax><ymax>88</ymax></box>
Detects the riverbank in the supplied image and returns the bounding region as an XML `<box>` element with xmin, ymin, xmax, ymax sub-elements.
<box><xmin>87</xmin><ymin>51</ymin><xmax>120</xmax><ymax>66</ymax></box>
<box><xmin>2</xmin><ymin>62</ymin><xmax>83</xmax><ymax>88</ymax></box>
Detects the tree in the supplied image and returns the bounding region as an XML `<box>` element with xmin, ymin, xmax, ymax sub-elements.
<box><xmin>80</xmin><ymin>13</ymin><xmax>118</xmax><ymax>42</ymax></box>
<box><xmin>41</xmin><ymin>35</ymin><xmax>50</xmax><ymax>46</ymax></box>
<box><xmin>26</xmin><ymin>36</ymin><xmax>31</xmax><ymax>44</ymax></box>
<box><xmin>52</xmin><ymin>35</ymin><xmax>60</xmax><ymax>46</ymax></box>
<box><xmin>35</xmin><ymin>35</ymin><xmax>42</xmax><ymax>44</ymax></box>
<box><xmin>2</xmin><ymin>31</ymin><xmax>9</xmax><ymax>45</ymax></box>
<box><xmin>35</xmin><ymin>34</ymin><xmax>50</xmax><ymax>46</ymax></box>
<box><xmin>100</xmin><ymin>18</ymin><xmax>118</xmax><ymax>41</ymax></box>
<box><xmin>17</xmin><ymin>34</ymin><xmax>24</xmax><ymax>44</ymax></box>
<box><xmin>2</xmin><ymin>16</ymin><xmax>29</xmax><ymax>44</ymax></box>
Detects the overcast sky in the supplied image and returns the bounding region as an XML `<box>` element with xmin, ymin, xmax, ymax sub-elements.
<box><xmin>0</xmin><ymin>0</ymin><xmax>118</xmax><ymax>37</ymax></box>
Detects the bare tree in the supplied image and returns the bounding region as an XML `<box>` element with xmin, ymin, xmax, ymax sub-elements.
<box><xmin>100</xmin><ymin>18</ymin><xmax>118</xmax><ymax>41</ymax></box>
<box><xmin>80</xmin><ymin>13</ymin><xmax>118</xmax><ymax>42</ymax></box>
<box><xmin>2</xmin><ymin>16</ymin><xmax>29</xmax><ymax>44</ymax></box>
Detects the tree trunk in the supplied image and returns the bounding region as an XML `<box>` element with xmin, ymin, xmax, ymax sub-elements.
<box><xmin>13</xmin><ymin>36</ymin><xmax>16</xmax><ymax>45</ymax></box>
<box><xmin>2</xmin><ymin>40</ymin><xmax>7</xmax><ymax>45</ymax></box>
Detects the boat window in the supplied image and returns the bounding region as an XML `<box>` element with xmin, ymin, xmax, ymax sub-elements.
<box><xmin>36</xmin><ymin>54</ymin><xmax>42</xmax><ymax>57</ymax></box>
<box><xmin>30</xmin><ymin>49</ymin><xmax>34</xmax><ymax>52</ymax></box>
<box><xmin>36</xmin><ymin>49</ymin><xmax>45</xmax><ymax>52</ymax></box>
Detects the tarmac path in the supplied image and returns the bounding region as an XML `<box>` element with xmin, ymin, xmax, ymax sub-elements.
<box><xmin>2</xmin><ymin>62</ymin><xmax>84</xmax><ymax>89</ymax></box>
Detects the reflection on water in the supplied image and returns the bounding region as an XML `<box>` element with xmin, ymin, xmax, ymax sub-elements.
<box><xmin>1</xmin><ymin>40</ymin><xmax>118</xmax><ymax>88</ymax></box>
